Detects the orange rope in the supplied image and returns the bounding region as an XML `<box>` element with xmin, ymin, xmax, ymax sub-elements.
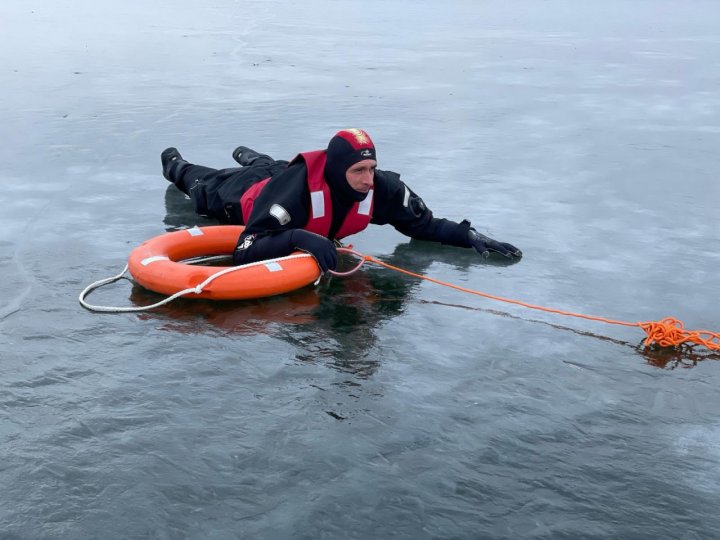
<box><xmin>343</xmin><ymin>251</ymin><xmax>720</xmax><ymax>352</ymax></box>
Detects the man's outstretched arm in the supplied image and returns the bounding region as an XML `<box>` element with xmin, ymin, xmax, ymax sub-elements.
<box><xmin>372</xmin><ymin>170</ymin><xmax>522</xmax><ymax>260</ymax></box>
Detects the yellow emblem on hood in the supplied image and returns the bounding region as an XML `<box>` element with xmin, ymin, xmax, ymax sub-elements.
<box><xmin>345</xmin><ymin>128</ymin><xmax>369</xmax><ymax>145</ymax></box>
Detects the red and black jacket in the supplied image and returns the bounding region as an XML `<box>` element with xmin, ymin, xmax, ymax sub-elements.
<box><xmin>231</xmin><ymin>155</ymin><xmax>471</xmax><ymax>266</ymax></box>
<box><xmin>239</xmin><ymin>150</ymin><xmax>373</xmax><ymax>240</ymax></box>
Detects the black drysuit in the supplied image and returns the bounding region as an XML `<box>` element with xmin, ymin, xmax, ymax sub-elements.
<box><xmin>167</xmin><ymin>155</ymin><xmax>474</xmax><ymax>266</ymax></box>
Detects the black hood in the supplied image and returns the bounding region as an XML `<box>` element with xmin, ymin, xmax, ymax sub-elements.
<box><xmin>324</xmin><ymin>129</ymin><xmax>376</xmax><ymax>203</ymax></box>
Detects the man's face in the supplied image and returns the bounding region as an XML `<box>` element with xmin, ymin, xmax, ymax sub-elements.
<box><xmin>345</xmin><ymin>159</ymin><xmax>377</xmax><ymax>193</ymax></box>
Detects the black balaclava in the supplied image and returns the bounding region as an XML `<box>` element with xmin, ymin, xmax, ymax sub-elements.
<box><xmin>324</xmin><ymin>128</ymin><xmax>376</xmax><ymax>203</ymax></box>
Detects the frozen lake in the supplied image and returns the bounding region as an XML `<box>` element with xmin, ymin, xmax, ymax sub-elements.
<box><xmin>1</xmin><ymin>0</ymin><xmax>719</xmax><ymax>538</ymax></box>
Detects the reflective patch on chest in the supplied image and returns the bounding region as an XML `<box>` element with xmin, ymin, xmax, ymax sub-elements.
<box><xmin>358</xmin><ymin>189</ymin><xmax>373</xmax><ymax>215</ymax></box>
<box><xmin>310</xmin><ymin>191</ymin><xmax>325</xmax><ymax>218</ymax></box>
<box><xmin>269</xmin><ymin>204</ymin><xmax>291</xmax><ymax>225</ymax></box>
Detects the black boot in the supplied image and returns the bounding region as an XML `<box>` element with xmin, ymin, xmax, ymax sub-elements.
<box><xmin>232</xmin><ymin>146</ymin><xmax>271</xmax><ymax>166</ymax></box>
<box><xmin>161</xmin><ymin>147</ymin><xmax>187</xmax><ymax>182</ymax></box>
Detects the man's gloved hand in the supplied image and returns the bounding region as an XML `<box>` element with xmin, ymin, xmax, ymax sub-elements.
<box><xmin>290</xmin><ymin>229</ymin><xmax>338</xmax><ymax>273</ymax></box>
<box><xmin>468</xmin><ymin>229</ymin><xmax>522</xmax><ymax>260</ymax></box>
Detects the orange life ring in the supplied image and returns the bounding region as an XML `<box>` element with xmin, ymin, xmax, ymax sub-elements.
<box><xmin>127</xmin><ymin>226</ymin><xmax>321</xmax><ymax>300</ymax></box>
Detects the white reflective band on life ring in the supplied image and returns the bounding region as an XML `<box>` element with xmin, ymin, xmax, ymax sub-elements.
<box><xmin>141</xmin><ymin>255</ymin><xmax>170</xmax><ymax>266</ymax></box>
<box><xmin>264</xmin><ymin>262</ymin><xmax>283</xmax><ymax>272</ymax></box>
<box><xmin>187</xmin><ymin>227</ymin><xmax>204</xmax><ymax>236</ymax></box>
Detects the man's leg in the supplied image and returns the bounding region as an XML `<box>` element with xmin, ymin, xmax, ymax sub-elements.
<box><xmin>160</xmin><ymin>147</ymin><xmax>290</xmax><ymax>224</ymax></box>
<box><xmin>161</xmin><ymin>147</ymin><xmax>217</xmax><ymax>195</ymax></box>
<box><xmin>231</xmin><ymin>146</ymin><xmax>276</xmax><ymax>167</ymax></box>
<box><xmin>162</xmin><ymin>147</ymin><xmax>239</xmax><ymax>220</ymax></box>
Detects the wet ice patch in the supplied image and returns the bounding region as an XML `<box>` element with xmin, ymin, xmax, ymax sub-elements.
<box><xmin>674</xmin><ymin>425</ymin><xmax>720</xmax><ymax>458</ymax></box>
<box><xmin>673</xmin><ymin>424</ymin><xmax>720</xmax><ymax>494</ymax></box>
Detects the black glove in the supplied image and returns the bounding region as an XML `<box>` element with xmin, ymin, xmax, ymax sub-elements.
<box><xmin>468</xmin><ymin>229</ymin><xmax>522</xmax><ymax>260</ymax></box>
<box><xmin>290</xmin><ymin>229</ymin><xmax>338</xmax><ymax>273</ymax></box>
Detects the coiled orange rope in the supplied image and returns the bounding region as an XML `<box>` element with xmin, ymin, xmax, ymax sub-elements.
<box><xmin>333</xmin><ymin>249</ymin><xmax>720</xmax><ymax>352</ymax></box>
